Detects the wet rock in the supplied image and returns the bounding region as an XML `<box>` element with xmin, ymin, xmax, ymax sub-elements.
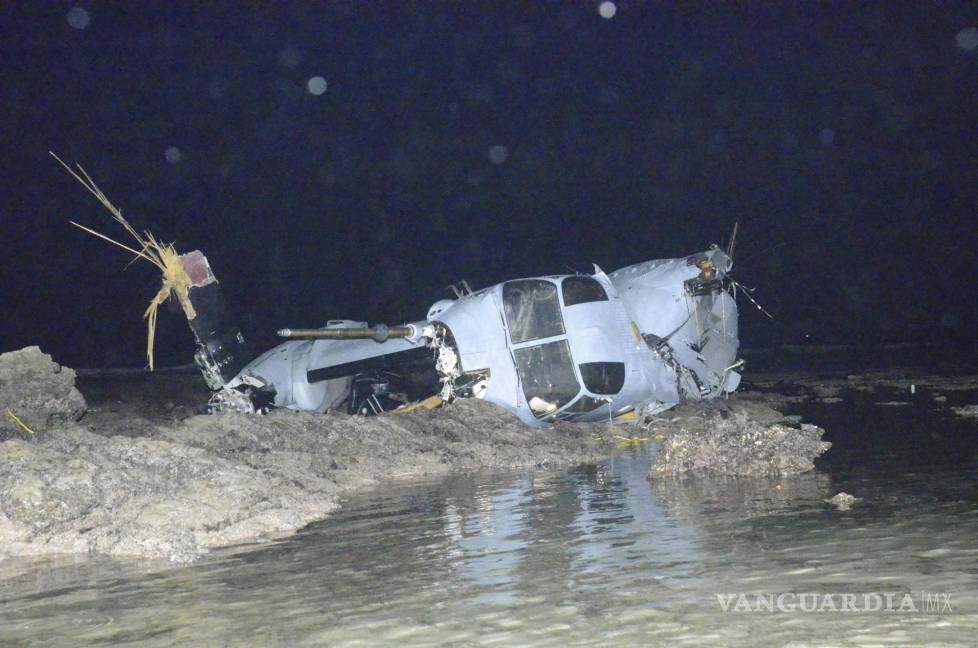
<box><xmin>0</xmin><ymin>424</ymin><xmax>340</xmax><ymax>563</ymax></box>
<box><xmin>813</xmin><ymin>384</ymin><xmax>844</xmax><ymax>399</ymax></box>
<box><xmin>826</xmin><ymin>492</ymin><xmax>859</xmax><ymax>511</ymax></box>
<box><xmin>951</xmin><ymin>405</ymin><xmax>978</xmax><ymax>419</ymax></box>
<box><xmin>647</xmin><ymin>401</ymin><xmax>830</xmax><ymax>478</ymax></box>
<box><xmin>745</xmin><ymin>370</ymin><xmax>978</xmax><ymax>412</ymax></box>
<box><xmin>0</xmin><ymin>347</ymin><xmax>86</xmax><ymax>440</ymax></box>
<box><xmin>0</xmin><ymin>391</ymin><xmax>617</xmax><ymax>563</ymax></box>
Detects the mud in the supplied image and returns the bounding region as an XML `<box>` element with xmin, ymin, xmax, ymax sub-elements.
<box><xmin>0</xmin><ymin>347</ymin><xmax>832</xmax><ymax>564</ymax></box>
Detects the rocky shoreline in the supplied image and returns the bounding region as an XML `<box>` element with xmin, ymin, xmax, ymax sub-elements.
<box><xmin>647</xmin><ymin>399</ymin><xmax>830</xmax><ymax>478</ymax></box>
<box><xmin>1</xmin><ymin>346</ymin><xmax>832</xmax><ymax>563</ymax></box>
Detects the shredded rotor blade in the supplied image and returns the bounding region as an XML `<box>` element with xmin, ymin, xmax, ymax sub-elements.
<box><xmin>69</xmin><ymin>221</ymin><xmax>159</xmax><ymax>266</ymax></box>
<box><xmin>54</xmin><ymin>151</ymin><xmax>196</xmax><ymax>370</ymax></box>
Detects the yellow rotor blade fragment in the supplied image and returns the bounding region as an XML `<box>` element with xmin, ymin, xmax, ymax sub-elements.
<box><xmin>54</xmin><ymin>152</ymin><xmax>196</xmax><ymax>370</ymax></box>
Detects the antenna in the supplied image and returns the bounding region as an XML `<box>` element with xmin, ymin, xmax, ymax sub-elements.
<box><xmin>726</xmin><ymin>221</ymin><xmax>739</xmax><ymax>260</ymax></box>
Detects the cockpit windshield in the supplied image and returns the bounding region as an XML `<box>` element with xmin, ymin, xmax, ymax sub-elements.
<box><xmin>503</xmin><ymin>279</ymin><xmax>565</xmax><ymax>344</ymax></box>
<box><xmin>561</xmin><ymin>276</ymin><xmax>608</xmax><ymax>306</ymax></box>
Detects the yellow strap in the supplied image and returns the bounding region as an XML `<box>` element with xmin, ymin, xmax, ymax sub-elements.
<box><xmin>613</xmin><ymin>434</ymin><xmax>649</xmax><ymax>448</ymax></box>
<box><xmin>392</xmin><ymin>395</ymin><xmax>444</xmax><ymax>414</ymax></box>
<box><xmin>614</xmin><ymin>409</ymin><xmax>640</xmax><ymax>421</ymax></box>
<box><xmin>6</xmin><ymin>408</ymin><xmax>35</xmax><ymax>435</ymax></box>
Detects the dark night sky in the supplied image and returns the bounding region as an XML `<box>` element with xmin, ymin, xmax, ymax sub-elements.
<box><xmin>2</xmin><ymin>2</ymin><xmax>977</xmax><ymax>368</ymax></box>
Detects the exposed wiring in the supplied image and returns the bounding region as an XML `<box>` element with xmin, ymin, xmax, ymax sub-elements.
<box><xmin>730</xmin><ymin>278</ymin><xmax>775</xmax><ymax>320</ymax></box>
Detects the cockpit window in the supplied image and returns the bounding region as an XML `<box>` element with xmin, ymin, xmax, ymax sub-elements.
<box><xmin>579</xmin><ymin>362</ymin><xmax>625</xmax><ymax>395</ymax></box>
<box><xmin>513</xmin><ymin>340</ymin><xmax>581</xmax><ymax>418</ymax></box>
<box><xmin>561</xmin><ymin>276</ymin><xmax>608</xmax><ymax>307</ymax></box>
<box><xmin>503</xmin><ymin>279</ymin><xmax>565</xmax><ymax>344</ymax></box>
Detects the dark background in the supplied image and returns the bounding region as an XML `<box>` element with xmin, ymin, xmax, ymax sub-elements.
<box><xmin>2</xmin><ymin>2</ymin><xmax>976</xmax><ymax>369</ymax></box>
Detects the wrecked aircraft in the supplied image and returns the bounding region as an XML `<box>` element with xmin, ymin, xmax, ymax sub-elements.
<box><xmin>184</xmin><ymin>246</ymin><xmax>742</xmax><ymax>428</ymax></box>
<box><xmin>54</xmin><ymin>153</ymin><xmax>742</xmax><ymax>428</ymax></box>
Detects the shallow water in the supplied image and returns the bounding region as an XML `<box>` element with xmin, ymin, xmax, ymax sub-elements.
<box><xmin>2</xmin><ymin>397</ymin><xmax>977</xmax><ymax>647</ymax></box>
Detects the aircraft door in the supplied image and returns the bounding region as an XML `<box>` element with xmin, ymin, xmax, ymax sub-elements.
<box><xmin>502</xmin><ymin>279</ymin><xmax>581</xmax><ymax>418</ymax></box>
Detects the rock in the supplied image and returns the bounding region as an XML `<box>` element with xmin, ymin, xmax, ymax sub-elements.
<box><xmin>826</xmin><ymin>492</ymin><xmax>859</xmax><ymax>511</ymax></box>
<box><xmin>0</xmin><ymin>346</ymin><xmax>86</xmax><ymax>440</ymax></box>
<box><xmin>0</xmin><ymin>392</ymin><xmax>618</xmax><ymax>563</ymax></box>
<box><xmin>951</xmin><ymin>405</ymin><xmax>978</xmax><ymax>419</ymax></box>
<box><xmin>648</xmin><ymin>401</ymin><xmax>831</xmax><ymax>478</ymax></box>
<box><xmin>0</xmin><ymin>422</ymin><xmax>343</xmax><ymax>563</ymax></box>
